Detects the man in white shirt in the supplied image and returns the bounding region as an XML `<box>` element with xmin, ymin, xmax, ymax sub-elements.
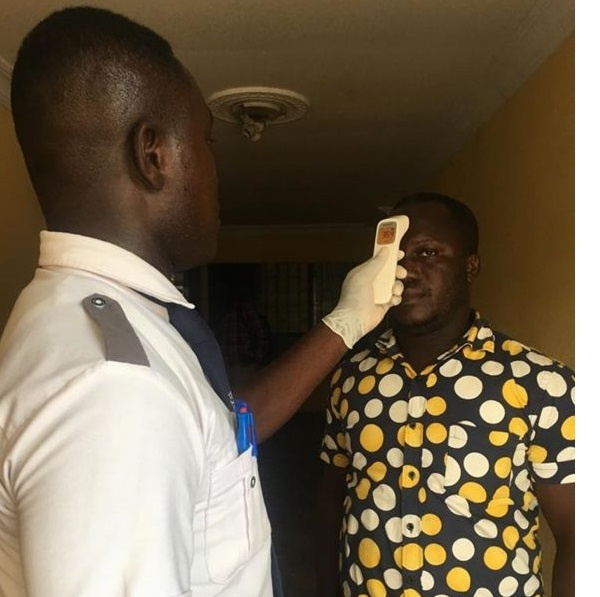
<box><xmin>0</xmin><ymin>6</ymin><xmax>404</xmax><ymax>597</ymax></box>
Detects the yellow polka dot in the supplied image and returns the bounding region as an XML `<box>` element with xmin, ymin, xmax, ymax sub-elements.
<box><xmin>483</xmin><ymin>546</ymin><xmax>508</xmax><ymax>570</ymax></box>
<box><xmin>523</xmin><ymin>528</ymin><xmax>536</xmax><ymax>550</ymax></box>
<box><xmin>336</xmin><ymin>433</ymin><xmax>347</xmax><ymax>449</ymax></box>
<box><xmin>367</xmin><ymin>462</ymin><xmax>387</xmax><ymax>482</ymax></box>
<box><xmin>358</xmin><ymin>376</ymin><xmax>376</xmax><ymax>394</ymax></box>
<box><xmin>418</xmin><ymin>487</ymin><xmax>427</xmax><ymax>503</ymax></box>
<box><xmin>523</xmin><ymin>491</ymin><xmax>535</xmax><ymax>510</ymax></box>
<box><xmin>425</xmin><ymin>422</ymin><xmax>448</xmax><ymax>444</ymax></box>
<box><xmin>402</xmin><ymin>543</ymin><xmax>423</xmax><ymax>571</ymax></box>
<box><xmin>360</xmin><ymin>424</ymin><xmax>384</xmax><ymax>452</ymax></box>
<box><xmin>397</xmin><ymin>426</ymin><xmax>405</xmax><ymax>446</ymax></box>
<box><xmin>494</xmin><ymin>457</ymin><xmax>512</xmax><ymax>478</ymax></box>
<box><xmin>463</xmin><ymin>346</ymin><xmax>486</xmax><ymax>360</ymax></box>
<box><xmin>366</xmin><ymin>579</ymin><xmax>386</xmax><ymax>597</ymax></box>
<box><xmin>421</xmin><ymin>513</ymin><xmax>442</xmax><ymax>536</ymax></box>
<box><xmin>359</xmin><ymin>538</ymin><xmax>381</xmax><ymax>568</ymax></box>
<box><xmin>375</xmin><ymin>358</ymin><xmax>394</xmax><ymax>374</ymax></box>
<box><xmin>426</xmin><ymin>372</ymin><xmax>438</xmax><ymax>387</ymax></box>
<box><xmin>331</xmin><ymin>368</ymin><xmax>342</xmax><ymax>385</ymax></box>
<box><xmin>355</xmin><ymin>478</ymin><xmax>371</xmax><ymax>500</ymax></box>
<box><xmin>458</xmin><ymin>482</ymin><xmax>487</xmax><ymax>503</ymax></box>
<box><xmin>502</xmin><ymin>339</ymin><xmax>524</xmax><ymax>356</ymax></box>
<box><xmin>446</xmin><ymin>567</ymin><xmax>471</xmax><ymax>592</ymax></box>
<box><xmin>401</xmin><ymin>465</ymin><xmax>419</xmax><ymax>488</ymax></box>
<box><xmin>528</xmin><ymin>444</ymin><xmax>548</xmax><ymax>463</ymax></box>
<box><xmin>489</xmin><ymin>430</ymin><xmax>509</xmax><ymax>446</ymax></box>
<box><xmin>404</xmin><ymin>591</ymin><xmax>420</xmax><ymax>597</ymax></box>
<box><xmin>561</xmin><ymin>415</ymin><xmax>575</xmax><ymax>441</ymax></box>
<box><xmin>340</xmin><ymin>399</ymin><xmax>349</xmax><ymax>418</ymax></box>
<box><xmin>421</xmin><ymin>364</ymin><xmax>435</xmax><ymax>375</ymax></box>
<box><xmin>493</xmin><ymin>486</ymin><xmax>510</xmax><ymax>500</ymax></box>
<box><xmin>424</xmin><ymin>542</ymin><xmax>446</xmax><ymax>565</ymax></box>
<box><xmin>426</xmin><ymin>396</ymin><xmax>446</xmax><ymax>416</ymax></box>
<box><xmin>331</xmin><ymin>387</ymin><xmax>341</xmax><ymax>407</ymax></box>
<box><xmin>485</xmin><ymin>501</ymin><xmax>509</xmax><ymax>518</ymax></box>
<box><xmin>393</xmin><ymin>546</ymin><xmax>402</xmax><ymax>567</ymax></box>
<box><xmin>333</xmin><ymin>454</ymin><xmax>349</xmax><ymax>467</ymax></box>
<box><xmin>508</xmin><ymin>416</ymin><xmax>528</xmax><ymax>437</ymax></box>
<box><xmin>502</xmin><ymin>526</ymin><xmax>520</xmax><ymax>550</ymax></box>
<box><xmin>482</xmin><ymin>339</ymin><xmax>494</xmax><ymax>352</ymax></box>
<box><xmin>405</xmin><ymin>425</ymin><xmax>422</xmax><ymax>447</ymax></box>
<box><xmin>502</xmin><ymin>379</ymin><xmax>528</xmax><ymax>408</ymax></box>
<box><xmin>533</xmin><ymin>553</ymin><xmax>542</xmax><ymax>573</ymax></box>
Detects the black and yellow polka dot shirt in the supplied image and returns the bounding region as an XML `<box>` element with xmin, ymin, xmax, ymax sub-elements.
<box><xmin>319</xmin><ymin>314</ymin><xmax>575</xmax><ymax>597</ymax></box>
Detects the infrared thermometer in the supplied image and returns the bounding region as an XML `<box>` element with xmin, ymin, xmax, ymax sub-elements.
<box><xmin>372</xmin><ymin>215</ymin><xmax>409</xmax><ymax>304</ymax></box>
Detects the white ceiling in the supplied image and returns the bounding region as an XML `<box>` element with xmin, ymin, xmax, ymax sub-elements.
<box><xmin>0</xmin><ymin>1</ymin><xmax>575</xmax><ymax>226</ymax></box>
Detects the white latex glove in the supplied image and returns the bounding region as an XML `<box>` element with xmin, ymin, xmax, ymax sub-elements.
<box><xmin>322</xmin><ymin>247</ymin><xmax>407</xmax><ymax>348</ymax></box>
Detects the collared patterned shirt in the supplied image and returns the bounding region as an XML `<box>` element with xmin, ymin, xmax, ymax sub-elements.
<box><xmin>319</xmin><ymin>313</ymin><xmax>575</xmax><ymax>597</ymax></box>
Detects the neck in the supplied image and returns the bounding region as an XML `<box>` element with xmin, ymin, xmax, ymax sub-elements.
<box><xmin>393</xmin><ymin>307</ymin><xmax>474</xmax><ymax>373</ymax></box>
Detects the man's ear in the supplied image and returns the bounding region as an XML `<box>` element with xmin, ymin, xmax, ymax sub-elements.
<box><xmin>466</xmin><ymin>254</ymin><xmax>480</xmax><ymax>282</ymax></box>
<box><xmin>130</xmin><ymin>121</ymin><xmax>167</xmax><ymax>191</ymax></box>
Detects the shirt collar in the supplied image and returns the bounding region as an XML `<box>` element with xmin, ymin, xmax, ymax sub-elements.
<box><xmin>38</xmin><ymin>231</ymin><xmax>194</xmax><ymax>308</ymax></box>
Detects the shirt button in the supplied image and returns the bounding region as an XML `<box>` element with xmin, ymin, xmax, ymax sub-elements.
<box><xmin>407</xmin><ymin>523</ymin><xmax>414</xmax><ymax>532</ymax></box>
<box><xmin>250</xmin><ymin>476</ymin><xmax>256</xmax><ymax>488</ymax></box>
<box><xmin>408</xmin><ymin>471</ymin><xmax>416</xmax><ymax>480</ymax></box>
<box><xmin>409</xmin><ymin>422</ymin><xmax>416</xmax><ymax>429</ymax></box>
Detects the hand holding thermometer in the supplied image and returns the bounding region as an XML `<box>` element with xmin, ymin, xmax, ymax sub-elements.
<box><xmin>372</xmin><ymin>215</ymin><xmax>410</xmax><ymax>304</ymax></box>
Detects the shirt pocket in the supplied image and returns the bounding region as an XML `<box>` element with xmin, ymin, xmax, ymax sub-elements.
<box><xmin>204</xmin><ymin>447</ymin><xmax>271</xmax><ymax>584</ymax></box>
<box><xmin>442</xmin><ymin>424</ymin><xmax>522</xmax><ymax>519</ymax></box>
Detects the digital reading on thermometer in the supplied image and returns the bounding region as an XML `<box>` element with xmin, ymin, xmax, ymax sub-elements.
<box><xmin>372</xmin><ymin>215</ymin><xmax>410</xmax><ymax>304</ymax></box>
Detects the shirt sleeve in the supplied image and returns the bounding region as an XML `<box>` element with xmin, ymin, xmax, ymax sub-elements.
<box><xmin>527</xmin><ymin>361</ymin><xmax>575</xmax><ymax>484</ymax></box>
<box><xmin>319</xmin><ymin>363</ymin><xmax>350</xmax><ymax>468</ymax></box>
<box><xmin>9</xmin><ymin>362</ymin><xmax>202</xmax><ymax>597</ymax></box>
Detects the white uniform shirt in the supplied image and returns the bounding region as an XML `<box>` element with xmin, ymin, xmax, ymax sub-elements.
<box><xmin>0</xmin><ymin>231</ymin><xmax>273</xmax><ymax>597</ymax></box>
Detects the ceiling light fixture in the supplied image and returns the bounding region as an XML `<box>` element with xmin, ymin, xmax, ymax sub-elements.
<box><xmin>206</xmin><ymin>86</ymin><xmax>310</xmax><ymax>142</ymax></box>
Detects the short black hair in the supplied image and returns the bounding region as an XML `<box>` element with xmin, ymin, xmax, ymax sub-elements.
<box><xmin>10</xmin><ymin>5</ymin><xmax>190</xmax><ymax>182</ymax></box>
<box><xmin>391</xmin><ymin>192</ymin><xmax>479</xmax><ymax>254</ymax></box>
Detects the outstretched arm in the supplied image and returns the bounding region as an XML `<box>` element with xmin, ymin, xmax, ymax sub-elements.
<box><xmin>240</xmin><ymin>248</ymin><xmax>405</xmax><ymax>441</ymax></box>
<box><xmin>536</xmin><ymin>483</ymin><xmax>575</xmax><ymax>597</ymax></box>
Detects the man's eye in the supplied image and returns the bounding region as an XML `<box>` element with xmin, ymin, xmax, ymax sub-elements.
<box><xmin>417</xmin><ymin>248</ymin><xmax>437</xmax><ymax>257</ymax></box>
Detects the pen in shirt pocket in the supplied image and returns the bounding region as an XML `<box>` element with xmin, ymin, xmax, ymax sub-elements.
<box><xmin>235</xmin><ymin>400</ymin><xmax>257</xmax><ymax>457</ymax></box>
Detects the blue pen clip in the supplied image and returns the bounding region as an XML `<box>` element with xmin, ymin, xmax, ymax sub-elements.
<box><xmin>235</xmin><ymin>399</ymin><xmax>257</xmax><ymax>457</ymax></box>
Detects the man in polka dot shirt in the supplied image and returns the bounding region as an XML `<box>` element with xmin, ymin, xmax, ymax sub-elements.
<box><xmin>317</xmin><ymin>192</ymin><xmax>574</xmax><ymax>597</ymax></box>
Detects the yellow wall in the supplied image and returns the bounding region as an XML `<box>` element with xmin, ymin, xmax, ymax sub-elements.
<box><xmin>430</xmin><ymin>35</ymin><xmax>575</xmax><ymax>369</ymax></box>
<box><xmin>0</xmin><ymin>105</ymin><xmax>44</xmax><ymax>330</ymax></box>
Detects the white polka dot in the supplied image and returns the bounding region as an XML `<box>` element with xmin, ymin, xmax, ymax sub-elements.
<box><xmin>326</xmin><ymin>410</ymin><xmax>333</xmax><ymax>424</ymax></box>
<box><xmin>386</xmin><ymin>448</ymin><xmax>404</xmax><ymax>467</ymax></box>
<box><xmin>541</xmin><ymin>371</ymin><xmax>568</xmax><ymax>397</ymax></box>
<box><xmin>408</xmin><ymin>395</ymin><xmax>427</xmax><ymax>417</ymax></box>
<box><xmin>474</xmin><ymin>519</ymin><xmax>498</xmax><ymax>539</ymax></box>
<box><xmin>422</xmin><ymin>448</ymin><xmax>433</xmax><ymax>467</ymax></box>
<box><xmin>323</xmin><ymin>435</ymin><xmax>337</xmax><ymax>449</ymax></box>
<box><xmin>342</xmin><ymin>376</ymin><xmax>355</xmax><ymax>393</ymax></box>
<box><xmin>514</xmin><ymin>510</ymin><xmax>529</xmax><ymax>530</ymax></box>
<box><xmin>510</xmin><ymin>360</ymin><xmax>531</xmax><ymax>378</ymax></box>
<box><xmin>384</xmin><ymin>516</ymin><xmax>403</xmax><ymax>542</ymax></box>
<box><xmin>482</xmin><ymin>361</ymin><xmax>504</xmax><ymax>376</ymax></box>
<box><xmin>448</xmin><ymin>425</ymin><xmax>469</xmax><ymax>449</ymax></box>
<box><xmin>499</xmin><ymin>575</ymin><xmax>519</xmax><ymax>596</ymax></box>
<box><xmin>365</xmin><ymin>399</ymin><xmax>383</xmax><ymax>418</ymax></box>
<box><xmin>379</xmin><ymin>374</ymin><xmax>404</xmax><ymax>397</ymax></box>
<box><xmin>347</xmin><ymin>410</ymin><xmax>360</xmax><ymax>429</ymax></box>
<box><xmin>527</xmin><ymin>352</ymin><xmax>552</xmax><ymax>367</ymax></box>
<box><xmin>439</xmin><ymin>358</ymin><xmax>463</xmax><ymax>377</ymax></box>
<box><xmin>512</xmin><ymin>548</ymin><xmax>529</xmax><ymax>574</ymax></box>
<box><xmin>361</xmin><ymin>509</ymin><xmax>380</xmax><ymax>531</ymax></box>
<box><xmin>479</xmin><ymin>400</ymin><xmax>506</xmax><ymax>424</ymax></box>
<box><xmin>445</xmin><ymin>494</ymin><xmax>471</xmax><ymax>518</ymax></box>
<box><xmin>513</xmin><ymin>444</ymin><xmax>527</xmax><ymax>467</ymax></box>
<box><xmin>349</xmin><ymin>563</ymin><xmax>363</xmax><ymax>585</ymax></box>
<box><xmin>534</xmin><ymin>463</ymin><xmax>558</xmax><ymax>479</ymax></box>
<box><xmin>444</xmin><ymin>455</ymin><xmax>462</xmax><ymax>486</ymax></box>
<box><xmin>557</xmin><ymin>446</ymin><xmax>575</xmax><ymax>462</ymax></box>
<box><xmin>514</xmin><ymin>470</ymin><xmax>531</xmax><ymax>493</ymax></box>
<box><xmin>321</xmin><ymin>453</ymin><xmax>331</xmax><ymax>464</ymax></box>
<box><xmin>358</xmin><ymin>357</ymin><xmax>378</xmax><ymax>372</ymax></box>
<box><xmin>474</xmin><ymin>589</ymin><xmax>494</xmax><ymax>597</ymax></box>
<box><xmin>350</xmin><ymin>349</ymin><xmax>370</xmax><ymax>362</ymax></box>
<box><xmin>421</xmin><ymin>570</ymin><xmax>434</xmax><ymax>590</ymax></box>
<box><xmin>389</xmin><ymin>400</ymin><xmax>408</xmax><ymax>423</ymax></box>
<box><xmin>454</xmin><ymin>375</ymin><xmax>483</xmax><ymax>399</ymax></box>
<box><xmin>464</xmin><ymin>452</ymin><xmax>490</xmax><ymax>477</ymax></box>
<box><xmin>563</xmin><ymin>473</ymin><xmax>575</xmax><ymax>483</ymax></box>
<box><xmin>524</xmin><ymin>574</ymin><xmax>540</xmax><ymax>596</ymax></box>
<box><xmin>383</xmin><ymin>568</ymin><xmax>402</xmax><ymax>590</ymax></box>
<box><xmin>373</xmin><ymin>484</ymin><xmax>396</xmax><ymax>511</ymax></box>
<box><xmin>402</xmin><ymin>514</ymin><xmax>420</xmax><ymax>537</ymax></box>
<box><xmin>342</xmin><ymin>581</ymin><xmax>351</xmax><ymax>597</ymax></box>
<box><xmin>427</xmin><ymin>472</ymin><xmax>445</xmax><ymax>494</ymax></box>
<box><xmin>452</xmin><ymin>538</ymin><xmax>475</xmax><ymax>561</ymax></box>
<box><xmin>538</xmin><ymin>406</ymin><xmax>559</xmax><ymax>429</ymax></box>
<box><xmin>353</xmin><ymin>452</ymin><xmax>367</xmax><ymax>470</ymax></box>
<box><xmin>347</xmin><ymin>514</ymin><xmax>359</xmax><ymax>535</ymax></box>
<box><xmin>478</xmin><ymin>326</ymin><xmax>493</xmax><ymax>340</ymax></box>
<box><xmin>571</xmin><ymin>386</ymin><xmax>575</xmax><ymax>404</ymax></box>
